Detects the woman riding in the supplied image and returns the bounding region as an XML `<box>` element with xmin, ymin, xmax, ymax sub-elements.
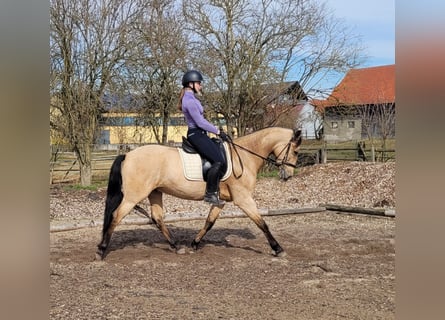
<box><xmin>178</xmin><ymin>70</ymin><xmax>228</xmax><ymax>205</ymax></box>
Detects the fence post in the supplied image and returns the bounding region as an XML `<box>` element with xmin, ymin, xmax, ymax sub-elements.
<box><xmin>371</xmin><ymin>145</ymin><xmax>376</xmax><ymax>162</ymax></box>
<box><xmin>320</xmin><ymin>141</ymin><xmax>327</xmax><ymax>164</ymax></box>
<box><xmin>321</xmin><ymin>148</ymin><xmax>327</xmax><ymax>163</ymax></box>
<box><xmin>357</xmin><ymin>141</ymin><xmax>367</xmax><ymax>161</ymax></box>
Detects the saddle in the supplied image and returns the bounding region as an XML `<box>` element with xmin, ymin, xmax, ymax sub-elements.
<box><xmin>179</xmin><ymin>136</ymin><xmax>231</xmax><ymax>181</ymax></box>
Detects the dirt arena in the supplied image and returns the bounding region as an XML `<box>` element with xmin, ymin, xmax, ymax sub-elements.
<box><xmin>50</xmin><ymin>162</ymin><xmax>395</xmax><ymax>319</ymax></box>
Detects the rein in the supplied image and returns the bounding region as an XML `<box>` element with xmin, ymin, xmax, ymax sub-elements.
<box><xmin>225</xmin><ymin>136</ymin><xmax>297</xmax><ymax>179</ymax></box>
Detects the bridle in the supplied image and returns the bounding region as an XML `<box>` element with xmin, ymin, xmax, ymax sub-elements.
<box><xmin>274</xmin><ymin>141</ymin><xmax>298</xmax><ymax>168</ymax></box>
<box><xmin>225</xmin><ymin>136</ymin><xmax>298</xmax><ymax>179</ymax></box>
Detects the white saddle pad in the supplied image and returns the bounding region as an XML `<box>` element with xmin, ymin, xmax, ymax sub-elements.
<box><xmin>177</xmin><ymin>142</ymin><xmax>232</xmax><ymax>181</ymax></box>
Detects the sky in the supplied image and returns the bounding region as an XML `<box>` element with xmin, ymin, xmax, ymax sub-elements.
<box><xmin>325</xmin><ymin>0</ymin><xmax>395</xmax><ymax>68</ymax></box>
<box><xmin>309</xmin><ymin>0</ymin><xmax>395</xmax><ymax>94</ymax></box>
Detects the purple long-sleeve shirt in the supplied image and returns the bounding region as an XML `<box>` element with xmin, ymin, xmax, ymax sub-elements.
<box><xmin>182</xmin><ymin>91</ymin><xmax>218</xmax><ymax>134</ymax></box>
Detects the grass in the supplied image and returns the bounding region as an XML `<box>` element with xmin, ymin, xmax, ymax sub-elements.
<box><xmin>62</xmin><ymin>180</ymin><xmax>108</xmax><ymax>191</ymax></box>
<box><xmin>257</xmin><ymin>166</ymin><xmax>301</xmax><ymax>179</ymax></box>
<box><xmin>257</xmin><ymin>168</ymin><xmax>279</xmax><ymax>178</ymax></box>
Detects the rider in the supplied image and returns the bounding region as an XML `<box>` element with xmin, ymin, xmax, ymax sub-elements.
<box><xmin>178</xmin><ymin>70</ymin><xmax>228</xmax><ymax>205</ymax></box>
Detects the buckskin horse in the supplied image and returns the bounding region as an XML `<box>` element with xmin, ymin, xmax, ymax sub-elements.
<box><xmin>97</xmin><ymin>127</ymin><xmax>302</xmax><ymax>259</ymax></box>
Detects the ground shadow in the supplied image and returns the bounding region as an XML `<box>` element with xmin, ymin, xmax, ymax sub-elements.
<box><xmin>105</xmin><ymin>225</ymin><xmax>259</xmax><ymax>257</ymax></box>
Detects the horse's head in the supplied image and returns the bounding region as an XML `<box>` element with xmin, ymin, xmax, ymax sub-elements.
<box><xmin>277</xmin><ymin>128</ymin><xmax>302</xmax><ymax>181</ymax></box>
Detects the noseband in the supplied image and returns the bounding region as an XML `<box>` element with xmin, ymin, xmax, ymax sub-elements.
<box><xmin>274</xmin><ymin>142</ymin><xmax>298</xmax><ymax>168</ymax></box>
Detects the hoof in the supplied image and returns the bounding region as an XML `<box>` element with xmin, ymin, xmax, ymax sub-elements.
<box><xmin>95</xmin><ymin>251</ymin><xmax>104</xmax><ymax>261</ymax></box>
<box><xmin>191</xmin><ymin>240</ymin><xmax>200</xmax><ymax>251</ymax></box>
<box><xmin>96</xmin><ymin>243</ymin><xmax>107</xmax><ymax>260</ymax></box>
<box><xmin>275</xmin><ymin>250</ymin><xmax>287</xmax><ymax>258</ymax></box>
<box><xmin>272</xmin><ymin>247</ymin><xmax>286</xmax><ymax>257</ymax></box>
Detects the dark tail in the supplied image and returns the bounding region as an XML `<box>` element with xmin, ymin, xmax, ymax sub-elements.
<box><xmin>102</xmin><ymin>154</ymin><xmax>125</xmax><ymax>236</ymax></box>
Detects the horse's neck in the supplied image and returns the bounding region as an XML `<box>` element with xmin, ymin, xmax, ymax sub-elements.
<box><xmin>238</xmin><ymin>129</ymin><xmax>282</xmax><ymax>161</ymax></box>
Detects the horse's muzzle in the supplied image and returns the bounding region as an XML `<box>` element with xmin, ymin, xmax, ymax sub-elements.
<box><xmin>279</xmin><ymin>167</ymin><xmax>293</xmax><ymax>181</ymax></box>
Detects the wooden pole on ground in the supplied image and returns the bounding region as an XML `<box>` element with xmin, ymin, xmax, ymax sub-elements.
<box><xmin>50</xmin><ymin>207</ymin><xmax>327</xmax><ymax>233</ymax></box>
<box><xmin>321</xmin><ymin>203</ymin><xmax>395</xmax><ymax>217</ymax></box>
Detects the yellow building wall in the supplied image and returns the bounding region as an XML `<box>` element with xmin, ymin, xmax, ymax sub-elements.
<box><xmin>103</xmin><ymin>125</ymin><xmax>189</xmax><ymax>144</ymax></box>
<box><xmin>103</xmin><ymin>125</ymin><xmax>230</xmax><ymax>144</ymax></box>
<box><xmin>100</xmin><ymin>112</ymin><xmax>228</xmax><ymax>144</ymax></box>
<box><xmin>50</xmin><ymin>110</ymin><xmax>230</xmax><ymax>146</ymax></box>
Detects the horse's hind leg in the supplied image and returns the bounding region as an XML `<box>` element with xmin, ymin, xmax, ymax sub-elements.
<box><xmin>234</xmin><ymin>195</ymin><xmax>285</xmax><ymax>257</ymax></box>
<box><xmin>96</xmin><ymin>199</ymin><xmax>137</xmax><ymax>259</ymax></box>
<box><xmin>191</xmin><ymin>205</ymin><xmax>224</xmax><ymax>250</ymax></box>
<box><xmin>148</xmin><ymin>190</ymin><xmax>178</xmax><ymax>252</ymax></box>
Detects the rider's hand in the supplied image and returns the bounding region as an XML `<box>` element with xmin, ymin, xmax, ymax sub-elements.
<box><xmin>219</xmin><ymin>131</ymin><xmax>229</xmax><ymax>142</ymax></box>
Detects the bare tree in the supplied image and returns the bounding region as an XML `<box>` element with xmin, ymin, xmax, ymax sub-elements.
<box><xmin>118</xmin><ymin>0</ymin><xmax>188</xmax><ymax>145</ymax></box>
<box><xmin>182</xmin><ymin>0</ymin><xmax>362</xmax><ymax>136</ymax></box>
<box><xmin>50</xmin><ymin>0</ymin><xmax>143</xmax><ymax>185</ymax></box>
<box><xmin>377</xmin><ymin>102</ymin><xmax>395</xmax><ymax>153</ymax></box>
<box><xmin>358</xmin><ymin>100</ymin><xmax>395</xmax><ymax>161</ymax></box>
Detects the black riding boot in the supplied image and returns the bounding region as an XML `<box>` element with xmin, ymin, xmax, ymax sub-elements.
<box><xmin>204</xmin><ymin>162</ymin><xmax>225</xmax><ymax>205</ymax></box>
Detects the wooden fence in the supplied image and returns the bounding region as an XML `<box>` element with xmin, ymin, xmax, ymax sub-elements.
<box><xmin>50</xmin><ymin>143</ymin><xmax>395</xmax><ymax>184</ymax></box>
<box><xmin>50</xmin><ymin>151</ymin><xmax>118</xmax><ymax>184</ymax></box>
<box><xmin>296</xmin><ymin>146</ymin><xmax>395</xmax><ymax>166</ymax></box>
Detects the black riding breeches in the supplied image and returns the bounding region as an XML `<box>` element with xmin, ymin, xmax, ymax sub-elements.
<box><xmin>187</xmin><ymin>128</ymin><xmax>225</xmax><ymax>164</ymax></box>
<box><xmin>187</xmin><ymin>128</ymin><xmax>225</xmax><ymax>193</ymax></box>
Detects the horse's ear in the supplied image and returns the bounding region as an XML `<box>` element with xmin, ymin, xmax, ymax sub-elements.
<box><xmin>292</xmin><ymin>129</ymin><xmax>302</xmax><ymax>145</ymax></box>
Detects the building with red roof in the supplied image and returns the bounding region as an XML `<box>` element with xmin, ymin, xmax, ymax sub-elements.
<box><xmin>312</xmin><ymin>65</ymin><xmax>395</xmax><ymax>142</ymax></box>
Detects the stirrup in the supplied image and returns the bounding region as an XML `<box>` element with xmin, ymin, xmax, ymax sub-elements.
<box><xmin>204</xmin><ymin>192</ymin><xmax>225</xmax><ymax>205</ymax></box>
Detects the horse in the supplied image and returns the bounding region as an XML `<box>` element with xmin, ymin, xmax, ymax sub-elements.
<box><xmin>96</xmin><ymin>127</ymin><xmax>302</xmax><ymax>259</ymax></box>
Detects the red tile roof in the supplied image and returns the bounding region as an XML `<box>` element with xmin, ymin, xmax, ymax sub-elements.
<box><xmin>313</xmin><ymin>64</ymin><xmax>395</xmax><ymax>108</ymax></box>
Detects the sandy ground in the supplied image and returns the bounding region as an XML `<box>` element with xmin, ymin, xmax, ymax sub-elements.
<box><xmin>50</xmin><ymin>161</ymin><xmax>395</xmax><ymax>319</ymax></box>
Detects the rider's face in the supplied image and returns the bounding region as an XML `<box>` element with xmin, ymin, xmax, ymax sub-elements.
<box><xmin>193</xmin><ymin>81</ymin><xmax>202</xmax><ymax>93</ymax></box>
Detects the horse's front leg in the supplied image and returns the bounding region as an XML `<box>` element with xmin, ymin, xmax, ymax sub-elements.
<box><xmin>148</xmin><ymin>190</ymin><xmax>179</xmax><ymax>252</ymax></box>
<box><xmin>234</xmin><ymin>195</ymin><xmax>285</xmax><ymax>257</ymax></box>
<box><xmin>191</xmin><ymin>204</ymin><xmax>224</xmax><ymax>250</ymax></box>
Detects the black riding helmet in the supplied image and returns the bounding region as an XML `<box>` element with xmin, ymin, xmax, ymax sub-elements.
<box><xmin>182</xmin><ymin>70</ymin><xmax>203</xmax><ymax>87</ymax></box>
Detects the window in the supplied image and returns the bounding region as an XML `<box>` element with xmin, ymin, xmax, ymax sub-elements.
<box><xmin>211</xmin><ymin>117</ymin><xmax>227</xmax><ymax>125</ymax></box>
<box><xmin>122</xmin><ymin>117</ymin><xmax>135</xmax><ymax>126</ymax></box>
<box><xmin>105</xmin><ymin>116</ymin><xmax>135</xmax><ymax>126</ymax></box>
<box><xmin>169</xmin><ymin>116</ymin><xmax>186</xmax><ymax>126</ymax></box>
<box><xmin>97</xmin><ymin>130</ymin><xmax>110</xmax><ymax>144</ymax></box>
<box><xmin>331</xmin><ymin>121</ymin><xmax>338</xmax><ymax>129</ymax></box>
<box><xmin>348</xmin><ymin>121</ymin><xmax>355</xmax><ymax>128</ymax></box>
